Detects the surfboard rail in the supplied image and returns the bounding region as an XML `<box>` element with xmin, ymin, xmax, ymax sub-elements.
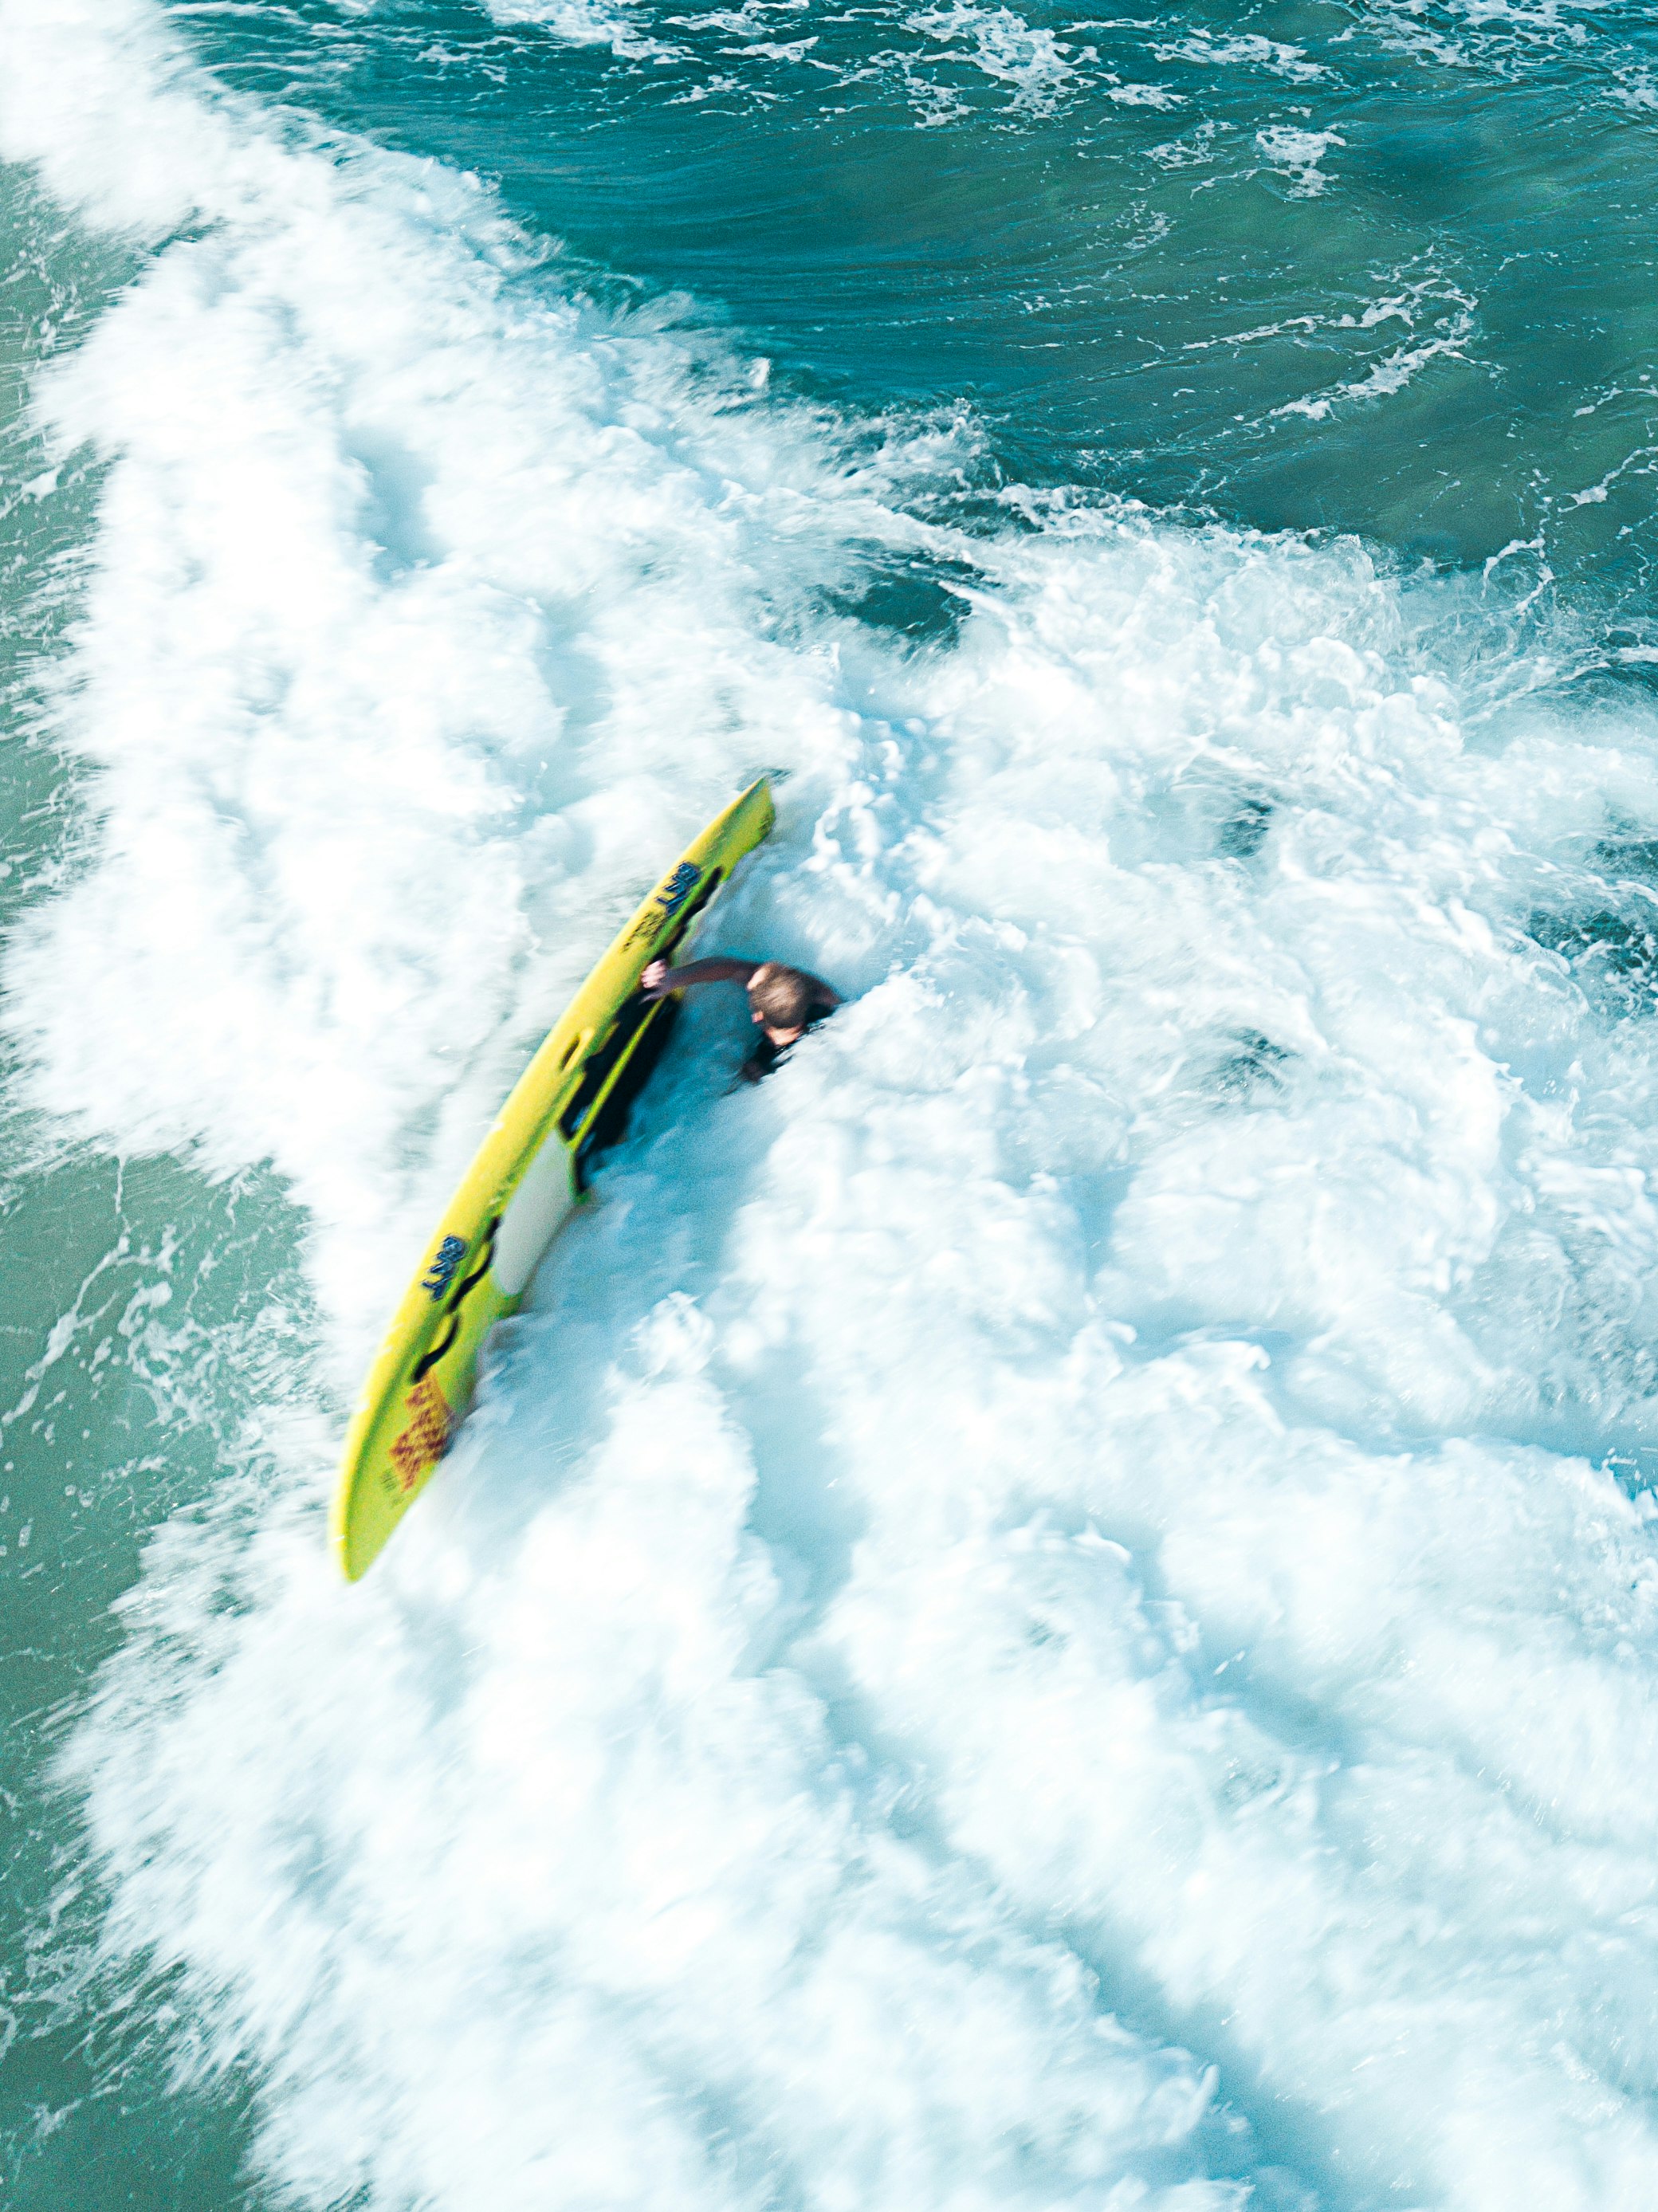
<box><xmin>329</xmin><ymin>776</ymin><xmax>776</xmax><ymax>1580</ymax></box>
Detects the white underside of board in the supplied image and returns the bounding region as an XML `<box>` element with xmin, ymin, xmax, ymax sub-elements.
<box><xmin>491</xmin><ymin>1132</ymin><xmax>578</xmax><ymax>1298</ymax></box>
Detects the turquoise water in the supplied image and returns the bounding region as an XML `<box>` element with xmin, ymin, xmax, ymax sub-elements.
<box><xmin>6</xmin><ymin>1</ymin><xmax>1658</xmax><ymax>2206</ymax></box>
<box><xmin>194</xmin><ymin>0</ymin><xmax>1658</xmax><ymax>595</ymax></box>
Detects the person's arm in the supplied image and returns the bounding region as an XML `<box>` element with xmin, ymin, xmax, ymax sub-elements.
<box><xmin>641</xmin><ymin>955</ymin><xmax>759</xmax><ymax>1000</ymax></box>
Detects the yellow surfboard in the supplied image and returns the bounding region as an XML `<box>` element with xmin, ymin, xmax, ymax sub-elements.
<box><xmin>330</xmin><ymin>777</ymin><xmax>777</xmax><ymax>1579</ymax></box>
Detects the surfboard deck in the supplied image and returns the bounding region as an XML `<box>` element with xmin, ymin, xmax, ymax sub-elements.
<box><xmin>330</xmin><ymin>777</ymin><xmax>776</xmax><ymax>1580</ymax></box>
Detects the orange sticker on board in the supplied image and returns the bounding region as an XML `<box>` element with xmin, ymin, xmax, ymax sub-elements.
<box><xmin>389</xmin><ymin>1375</ymin><xmax>452</xmax><ymax>1493</ymax></box>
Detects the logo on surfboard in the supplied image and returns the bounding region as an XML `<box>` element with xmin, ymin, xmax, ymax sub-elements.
<box><xmin>627</xmin><ymin>861</ymin><xmax>702</xmax><ymax>945</ymax></box>
<box><xmin>422</xmin><ymin>1234</ymin><xmax>467</xmax><ymax>1301</ymax></box>
<box><xmin>655</xmin><ymin>861</ymin><xmax>700</xmax><ymax>917</ymax></box>
<box><xmin>387</xmin><ymin>1374</ymin><xmax>452</xmax><ymax>1494</ymax></box>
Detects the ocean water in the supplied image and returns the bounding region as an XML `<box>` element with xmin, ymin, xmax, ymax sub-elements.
<box><xmin>6</xmin><ymin>0</ymin><xmax>1658</xmax><ymax>2205</ymax></box>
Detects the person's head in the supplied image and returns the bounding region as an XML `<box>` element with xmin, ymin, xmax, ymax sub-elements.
<box><xmin>747</xmin><ymin>962</ymin><xmax>816</xmax><ymax>1043</ymax></box>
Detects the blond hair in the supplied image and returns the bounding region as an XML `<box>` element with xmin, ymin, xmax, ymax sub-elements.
<box><xmin>748</xmin><ymin>963</ymin><xmax>818</xmax><ymax>1029</ymax></box>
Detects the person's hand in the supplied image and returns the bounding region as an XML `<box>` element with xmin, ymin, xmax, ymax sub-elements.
<box><xmin>641</xmin><ymin>958</ymin><xmax>670</xmax><ymax>999</ymax></box>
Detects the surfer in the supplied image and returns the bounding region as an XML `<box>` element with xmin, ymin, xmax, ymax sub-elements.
<box><xmin>641</xmin><ymin>955</ymin><xmax>840</xmax><ymax>1082</ymax></box>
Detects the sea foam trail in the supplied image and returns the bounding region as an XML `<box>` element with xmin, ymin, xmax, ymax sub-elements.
<box><xmin>0</xmin><ymin>0</ymin><xmax>917</xmax><ymax>1373</ymax></box>
<box><xmin>9</xmin><ymin>2</ymin><xmax>1658</xmax><ymax>2209</ymax></box>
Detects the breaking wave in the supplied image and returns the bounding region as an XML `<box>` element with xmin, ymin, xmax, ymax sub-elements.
<box><xmin>7</xmin><ymin>3</ymin><xmax>1658</xmax><ymax>2209</ymax></box>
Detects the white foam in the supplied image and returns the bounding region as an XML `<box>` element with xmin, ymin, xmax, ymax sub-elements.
<box><xmin>14</xmin><ymin>2</ymin><xmax>1658</xmax><ymax>2210</ymax></box>
<box><xmin>1148</xmin><ymin>119</ymin><xmax>1231</xmax><ymax>169</ymax></box>
<box><xmin>1274</xmin><ymin>278</ymin><xmax>1478</xmax><ymax>418</ymax></box>
<box><xmin>1356</xmin><ymin>0</ymin><xmax>1622</xmax><ymax>78</ymax></box>
<box><xmin>902</xmin><ymin>2</ymin><xmax>1079</xmax><ymax>120</ymax></box>
<box><xmin>1</xmin><ymin>0</ymin><xmax>923</xmax><ymax>1373</ymax></box>
<box><xmin>1609</xmin><ymin>65</ymin><xmax>1658</xmax><ymax>111</ymax></box>
<box><xmin>1104</xmin><ymin>78</ymin><xmax>1184</xmax><ymax>109</ymax></box>
<box><xmin>484</xmin><ymin>0</ymin><xmax>682</xmax><ymax>62</ymax></box>
<box><xmin>1252</xmin><ymin>124</ymin><xmax>1346</xmax><ymax>196</ymax></box>
<box><xmin>1153</xmin><ymin>32</ymin><xmax>1327</xmax><ymax>83</ymax></box>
